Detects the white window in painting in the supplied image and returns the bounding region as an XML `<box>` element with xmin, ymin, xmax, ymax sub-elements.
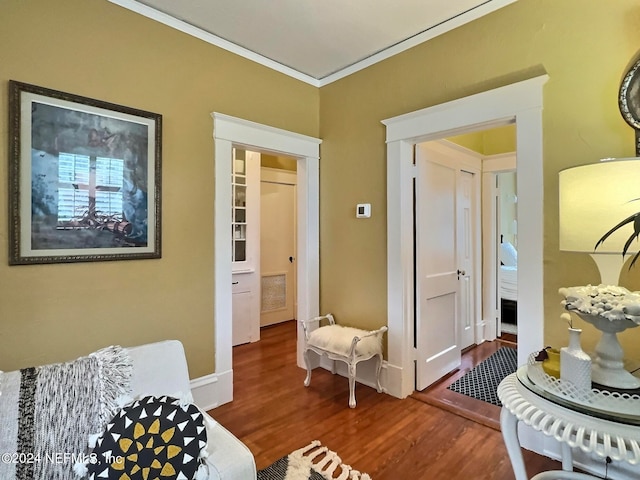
<box><xmin>57</xmin><ymin>152</ymin><xmax>125</xmax><ymax>226</ymax></box>
<box><xmin>95</xmin><ymin>156</ymin><xmax>124</xmax><ymax>217</ymax></box>
<box><xmin>58</xmin><ymin>153</ymin><xmax>90</xmax><ymax>223</ymax></box>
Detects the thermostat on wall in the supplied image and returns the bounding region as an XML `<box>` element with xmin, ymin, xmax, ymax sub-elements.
<box><xmin>356</xmin><ymin>203</ymin><xmax>371</xmax><ymax>218</ymax></box>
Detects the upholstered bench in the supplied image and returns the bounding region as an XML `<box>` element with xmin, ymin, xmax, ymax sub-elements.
<box><xmin>301</xmin><ymin>314</ymin><xmax>387</xmax><ymax>408</ymax></box>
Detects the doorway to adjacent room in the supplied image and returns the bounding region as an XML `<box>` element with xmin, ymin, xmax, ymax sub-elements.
<box><xmin>382</xmin><ymin>75</ymin><xmax>548</xmax><ymax>400</ymax></box>
<box><xmin>212</xmin><ymin>113</ymin><xmax>321</xmax><ymax>405</ymax></box>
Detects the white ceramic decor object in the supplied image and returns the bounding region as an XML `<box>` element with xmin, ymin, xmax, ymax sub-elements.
<box><xmin>559</xmin><ymin>285</ymin><xmax>640</xmax><ymax>389</ymax></box>
<box><xmin>560</xmin><ymin>328</ymin><xmax>592</xmax><ymax>394</ymax></box>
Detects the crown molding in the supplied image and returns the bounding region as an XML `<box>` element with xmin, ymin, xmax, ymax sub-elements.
<box><xmin>318</xmin><ymin>0</ymin><xmax>518</xmax><ymax>86</ymax></box>
<box><xmin>109</xmin><ymin>0</ymin><xmax>517</xmax><ymax>87</ymax></box>
<box><xmin>107</xmin><ymin>0</ymin><xmax>321</xmax><ymax>87</ymax></box>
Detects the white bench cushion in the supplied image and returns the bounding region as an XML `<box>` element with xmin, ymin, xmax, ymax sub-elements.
<box><xmin>307</xmin><ymin>325</ymin><xmax>382</xmax><ymax>357</ymax></box>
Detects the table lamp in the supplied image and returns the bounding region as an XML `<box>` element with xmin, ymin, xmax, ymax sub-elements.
<box><xmin>558</xmin><ymin>157</ymin><xmax>640</xmax><ymax>389</ymax></box>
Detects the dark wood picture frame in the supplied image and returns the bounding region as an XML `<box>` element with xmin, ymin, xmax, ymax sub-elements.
<box><xmin>8</xmin><ymin>81</ymin><xmax>162</xmax><ymax>264</ymax></box>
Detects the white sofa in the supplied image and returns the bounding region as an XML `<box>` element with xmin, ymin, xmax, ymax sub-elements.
<box><xmin>126</xmin><ymin>340</ymin><xmax>256</xmax><ymax>480</ymax></box>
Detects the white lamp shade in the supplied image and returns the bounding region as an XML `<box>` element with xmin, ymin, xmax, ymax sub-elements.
<box><xmin>559</xmin><ymin>158</ymin><xmax>640</xmax><ymax>253</ymax></box>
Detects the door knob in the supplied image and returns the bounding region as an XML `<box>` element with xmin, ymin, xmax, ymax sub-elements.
<box><xmin>457</xmin><ymin>269</ymin><xmax>466</xmax><ymax>276</ymax></box>
<box><xmin>289</xmin><ymin>256</ymin><xmax>294</xmax><ymax>263</ymax></box>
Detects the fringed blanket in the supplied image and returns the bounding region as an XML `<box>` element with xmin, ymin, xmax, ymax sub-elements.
<box><xmin>0</xmin><ymin>346</ymin><xmax>131</xmax><ymax>480</ymax></box>
<box><xmin>258</xmin><ymin>441</ymin><xmax>372</xmax><ymax>480</ymax></box>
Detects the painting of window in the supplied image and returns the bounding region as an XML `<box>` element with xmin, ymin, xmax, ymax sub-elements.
<box><xmin>8</xmin><ymin>80</ymin><xmax>162</xmax><ymax>264</ymax></box>
<box><xmin>57</xmin><ymin>153</ymin><xmax>125</xmax><ymax>228</ymax></box>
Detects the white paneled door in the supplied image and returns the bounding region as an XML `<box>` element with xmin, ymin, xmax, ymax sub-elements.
<box><xmin>457</xmin><ymin>169</ymin><xmax>475</xmax><ymax>350</ymax></box>
<box><xmin>260</xmin><ymin>168</ymin><xmax>297</xmax><ymax>326</ymax></box>
<box><xmin>415</xmin><ymin>142</ymin><xmax>479</xmax><ymax>391</ymax></box>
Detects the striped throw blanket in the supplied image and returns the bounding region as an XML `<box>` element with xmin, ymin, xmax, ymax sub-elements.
<box><xmin>0</xmin><ymin>345</ymin><xmax>131</xmax><ymax>480</ymax></box>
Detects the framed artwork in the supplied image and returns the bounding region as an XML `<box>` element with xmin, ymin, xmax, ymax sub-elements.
<box><xmin>8</xmin><ymin>80</ymin><xmax>162</xmax><ymax>264</ymax></box>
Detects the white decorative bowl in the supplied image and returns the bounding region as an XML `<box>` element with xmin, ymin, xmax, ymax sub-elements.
<box><xmin>560</xmin><ymin>284</ymin><xmax>640</xmax><ymax>389</ymax></box>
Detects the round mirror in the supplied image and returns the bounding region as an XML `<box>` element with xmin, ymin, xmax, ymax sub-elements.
<box><xmin>619</xmin><ymin>58</ymin><xmax>640</xmax><ymax>130</ymax></box>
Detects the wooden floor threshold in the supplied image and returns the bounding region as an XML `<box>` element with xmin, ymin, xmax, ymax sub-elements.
<box><xmin>411</xmin><ymin>337</ymin><xmax>517</xmax><ymax>431</ymax></box>
<box><xmin>411</xmin><ymin>379</ymin><xmax>501</xmax><ymax>431</ymax></box>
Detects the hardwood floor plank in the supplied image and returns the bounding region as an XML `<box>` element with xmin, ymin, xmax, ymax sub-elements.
<box><xmin>209</xmin><ymin>321</ymin><xmax>560</xmax><ymax>479</ymax></box>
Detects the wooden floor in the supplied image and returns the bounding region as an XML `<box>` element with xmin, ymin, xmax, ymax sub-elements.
<box><xmin>209</xmin><ymin>321</ymin><xmax>560</xmax><ymax>479</ymax></box>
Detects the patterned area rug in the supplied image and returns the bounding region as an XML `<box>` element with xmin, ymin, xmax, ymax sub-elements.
<box><xmin>447</xmin><ymin>347</ymin><xmax>517</xmax><ymax>406</ymax></box>
<box><xmin>257</xmin><ymin>441</ymin><xmax>371</xmax><ymax>480</ymax></box>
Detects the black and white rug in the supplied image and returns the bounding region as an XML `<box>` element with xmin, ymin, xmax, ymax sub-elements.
<box><xmin>447</xmin><ymin>347</ymin><xmax>517</xmax><ymax>406</ymax></box>
<box><xmin>257</xmin><ymin>441</ymin><xmax>371</xmax><ymax>480</ymax></box>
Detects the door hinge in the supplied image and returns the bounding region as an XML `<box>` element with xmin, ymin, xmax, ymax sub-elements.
<box><xmin>411</xmin><ymin>347</ymin><xmax>418</xmax><ymax>361</ymax></box>
<box><xmin>411</xmin><ymin>164</ymin><xmax>418</xmax><ymax>178</ymax></box>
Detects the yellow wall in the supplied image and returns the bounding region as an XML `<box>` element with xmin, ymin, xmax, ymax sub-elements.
<box><xmin>319</xmin><ymin>0</ymin><xmax>640</xmax><ymax>353</ymax></box>
<box><xmin>483</xmin><ymin>125</ymin><xmax>517</xmax><ymax>156</ymax></box>
<box><xmin>4</xmin><ymin>0</ymin><xmax>640</xmax><ymax>380</ymax></box>
<box><xmin>447</xmin><ymin>131</ymin><xmax>486</xmax><ymax>154</ymax></box>
<box><xmin>261</xmin><ymin>154</ymin><xmax>297</xmax><ymax>171</ymax></box>
<box><xmin>447</xmin><ymin>124</ymin><xmax>516</xmax><ymax>155</ymax></box>
<box><xmin>0</xmin><ymin>0</ymin><xmax>318</xmax><ymax>375</ymax></box>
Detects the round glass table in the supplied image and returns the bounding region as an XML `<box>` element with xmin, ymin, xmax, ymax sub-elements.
<box><xmin>497</xmin><ymin>365</ymin><xmax>640</xmax><ymax>480</ymax></box>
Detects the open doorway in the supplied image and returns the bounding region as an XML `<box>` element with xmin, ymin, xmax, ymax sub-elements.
<box><xmin>230</xmin><ymin>149</ymin><xmax>298</xmax><ymax>346</ymax></box>
<box><xmin>212</xmin><ymin>113</ymin><xmax>321</xmax><ymax>407</ymax></box>
<box><xmin>496</xmin><ymin>170</ymin><xmax>518</xmax><ymax>337</ymax></box>
<box><xmin>382</xmin><ymin>75</ymin><xmax>547</xmax><ymax>401</ymax></box>
<box><xmin>259</xmin><ymin>154</ymin><xmax>297</xmax><ymax>328</ymax></box>
<box><xmin>413</xmin><ymin>126</ymin><xmax>517</xmax><ymax>391</ymax></box>
<box><xmin>446</xmin><ymin>128</ymin><xmax>518</xmax><ymax>344</ymax></box>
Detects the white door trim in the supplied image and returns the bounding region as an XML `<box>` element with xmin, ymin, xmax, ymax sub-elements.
<box><xmin>382</xmin><ymin>75</ymin><xmax>549</xmax><ymax>400</ymax></box>
<box><xmin>212</xmin><ymin>113</ymin><xmax>321</xmax><ymax>405</ymax></box>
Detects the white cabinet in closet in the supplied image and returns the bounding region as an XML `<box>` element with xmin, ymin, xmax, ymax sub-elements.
<box><xmin>231</xmin><ymin>148</ymin><xmax>260</xmax><ymax>345</ymax></box>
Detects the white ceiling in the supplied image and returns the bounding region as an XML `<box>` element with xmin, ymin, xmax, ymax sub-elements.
<box><xmin>110</xmin><ymin>0</ymin><xmax>516</xmax><ymax>86</ymax></box>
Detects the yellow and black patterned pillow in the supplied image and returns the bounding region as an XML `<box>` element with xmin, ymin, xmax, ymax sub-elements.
<box><xmin>87</xmin><ymin>395</ymin><xmax>207</xmax><ymax>480</ymax></box>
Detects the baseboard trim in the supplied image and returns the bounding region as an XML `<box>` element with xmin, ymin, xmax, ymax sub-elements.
<box><xmin>381</xmin><ymin>362</ymin><xmax>410</xmax><ymax>399</ymax></box>
<box><xmin>190</xmin><ymin>369</ymin><xmax>233</xmax><ymax>411</ymax></box>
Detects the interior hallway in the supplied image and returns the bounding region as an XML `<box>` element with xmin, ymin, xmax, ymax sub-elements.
<box><xmin>209</xmin><ymin>321</ymin><xmax>559</xmax><ymax>479</ymax></box>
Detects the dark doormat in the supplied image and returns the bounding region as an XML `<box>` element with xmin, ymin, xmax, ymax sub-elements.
<box><xmin>447</xmin><ymin>346</ymin><xmax>517</xmax><ymax>406</ymax></box>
